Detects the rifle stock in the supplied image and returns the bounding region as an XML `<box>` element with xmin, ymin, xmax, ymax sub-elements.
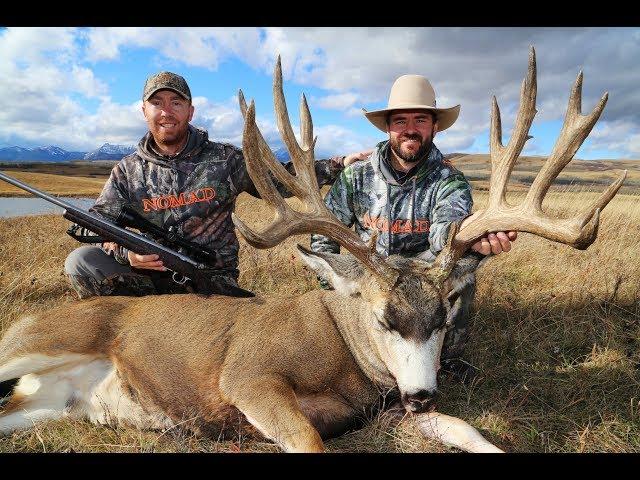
<box><xmin>0</xmin><ymin>171</ymin><xmax>254</xmax><ymax>298</ymax></box>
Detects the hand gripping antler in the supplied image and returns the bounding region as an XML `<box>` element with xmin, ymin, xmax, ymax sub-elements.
<box><xmin>432</xmin><ymin>47</ymin><xmax>626</xmax><ymax>275</ymax></box>
<box><xmin>232</xmin><ymin>57</ymin><xmax>399</xmax><ymax>287</ymax></box>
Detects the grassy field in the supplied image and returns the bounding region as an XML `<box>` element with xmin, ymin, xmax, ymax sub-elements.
<box><xmin>0</xmin><ymin>170</ymin><xmax>108</xmax><ymax>197</ymax></box>
<box><xmin>0</xmin><ymin>159</ymin><xmax>639</xmax><ymax>453</ymax></box>
<box><xmin>449</xmin><ymin>154</ymin><xmax>640</xmax><ymax>194</ymax></box>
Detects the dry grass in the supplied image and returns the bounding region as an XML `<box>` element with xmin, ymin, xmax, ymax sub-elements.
<box><xmin>0</xmin><ymin>173</ymin><xmax>639</xmax><ymax>453</ymax></box>
<box><xmin>450</xmin><ymin>154</ymin><xmax>640</xmax><ymax>194</ymax></box>
<box><xmin>0</xmin><ymin>170</ymin><xmax>108</xmax><ymax>197</ymax></box>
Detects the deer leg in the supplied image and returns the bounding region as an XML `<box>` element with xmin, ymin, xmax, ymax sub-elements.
<box><xmin>414</xmin><ymin>411</ymin><xmax>504</xmax><ymax>453</ymax></box>
<box><xmin>0</xmin><ymin>403</ymin><xmax>64</xmax><ymax>435</ymax></box>
<box><xmin>221</xmin><ymin>373</ymin><xmax>325</xmax><ymax>452</ymax></box>
<box><xmin>0</xmin><ymin>374</ymin><xmax>70</xmax><ymax>436</ymax></box>
<box><xmin>377</xmin><ymin>398</ymin><xmax>503</xmax><ymax>452</ymax></box>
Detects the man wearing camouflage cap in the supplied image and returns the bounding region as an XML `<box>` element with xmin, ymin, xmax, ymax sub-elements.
<box><xmin>64</xmin><ymin>71</ymin><xmax>360</xmax><ymax>298</ymax></box>
<box><xmin>310</xmin><ymin>74</ymin><xmax>517</xmax><ymax>383</ymax></box>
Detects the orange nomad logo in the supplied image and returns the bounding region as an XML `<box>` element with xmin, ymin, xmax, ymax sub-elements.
<box><xmin>141</xmin><ymin>188</ymin><xmax>216</xmax><ymax>212</ymax></box>
<box><xmin>363</xmin><ymin>212</ymin><xmax>430</xmax><ymax>234</ymax></box>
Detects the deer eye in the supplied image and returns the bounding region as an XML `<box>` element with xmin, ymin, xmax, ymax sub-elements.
<box><xmin>377</xmin><ymin>319</ymin><xmax>391</xmax><ymax>331</ymax></box>
<box><xmin>378</xmin><ymin>317</ymin><xmax>397</xmax><ymax>332</ymax></box>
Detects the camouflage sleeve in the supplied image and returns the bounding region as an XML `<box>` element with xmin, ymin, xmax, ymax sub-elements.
<box><xmin>90</xmin><ymin>161</ymin><xmax>130</xmax><ymax>220</ymax></box>
<box><xmin>310</xmin><ymin>166</ymin><xmax>356</xmax><ymax>255</ymax></box>
<box><xmin>231</xmin><ymin>148</ymin><xmax>345</xmax><ymax>198</ymax></box>
<box><xmin>228</xmin><ymin>146</ymin><xmax>255</xmax><ymax>196</ymax></box>
<box><xmin>87</xmin><ymin>161</ymin><xmax>132</xmax><ymax>265</ymax></box>
<box><xmin>310</xmin><ymin>156</ymin><xmax>346</xmax><ymax>187</ymax></box>
<box><xmin>427</xmin><ymin>173</ymin><xmax>473</xmax><ymax>258</ymax></box>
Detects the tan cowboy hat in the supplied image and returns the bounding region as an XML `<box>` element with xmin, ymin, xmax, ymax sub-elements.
<box><xmin>363</xmin><ymin>75</ymin><xmax>460</xmax><ymax>133</ymax></box>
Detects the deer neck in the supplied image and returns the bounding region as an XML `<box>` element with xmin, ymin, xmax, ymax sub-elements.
<box><xmin>324</xmin><ymin>294</ymin><xmax>396</xmax><ymax>389</ymax></box>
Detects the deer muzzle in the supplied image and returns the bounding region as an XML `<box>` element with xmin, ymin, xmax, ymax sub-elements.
<box><xmin>402</xmin><ymin>389</ymin><xmax>438</xmax><ymax>413</ymax></box>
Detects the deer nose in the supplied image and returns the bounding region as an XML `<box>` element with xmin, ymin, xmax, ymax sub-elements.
<box><xmin>402</xmin><ymin>389</ymin><xmax>438</xmax><ymax>413</ymax></box>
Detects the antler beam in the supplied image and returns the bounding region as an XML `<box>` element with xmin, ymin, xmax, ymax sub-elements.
<box><xmin>453</xmin><ymin>46</ymin><xmax>626</xmax><ymax>252</ymax></box>
<box><xmin>232</xmin><ymin>57</ymin><xmax>399</xmax><ymax>287</ymax></box>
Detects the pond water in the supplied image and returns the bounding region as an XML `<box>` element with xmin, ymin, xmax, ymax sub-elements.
<box><xmin>0</xmin><ymin>197</ymin><xmax>96</xmax><ymax>218</ymax></box>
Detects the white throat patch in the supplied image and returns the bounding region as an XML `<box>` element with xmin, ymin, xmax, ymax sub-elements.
<box><xmin>384</xmin><ymin>329</ymin><xmax>445</xmax><ymax>395</ymax></box>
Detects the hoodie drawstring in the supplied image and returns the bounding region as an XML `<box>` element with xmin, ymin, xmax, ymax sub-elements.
<box><xmin>385</xmin><ymin>177</ymin><xmax>418</xmax><ymax>257</ymax></box>
<box><xmin>410</xmin><ymin>176</ymin><xmax>417</xmax><ymax>237</ymax></box>
<box><xmin>386</xmin><ymin>186</ymin><xmax>391</xmax><ymax>257</ymax></box>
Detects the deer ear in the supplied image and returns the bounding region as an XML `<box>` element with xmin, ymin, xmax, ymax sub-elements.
<box><xmin>441</xmin><ymin>252</ymin><xmax>483</xmax><ymax>326</ymax></box>
<box><xmin>419</xmin><ymin>221</ymin><xmax>465</xmax><ymax>288</ymax></box>
<box><xmin>441</xmin><ymin>252</ymin><xmax>484</xmax><ymax>293</ymax></box>
<box><xmin>296</xmin><ymin>245</ymin><xmax>364</xmax><ymax>297</ymax></box>
<box><xmin>444</xmin><ymin>289</ymin><xmax>462</xmax><ymax>327</ymax></box>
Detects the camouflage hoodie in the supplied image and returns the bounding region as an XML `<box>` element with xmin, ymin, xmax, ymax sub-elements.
<box><xmin>310</xmin><ymin>140</ymin><xmax>473</xmax><ymax>262</ymax></box>
<box><xmin>91</xmin><ymin>125</ymin><xmax>344</xmax><ymax>279</ymax></box>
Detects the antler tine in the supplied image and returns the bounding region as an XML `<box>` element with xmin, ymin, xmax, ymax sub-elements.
<box><xmin>273</xmin><ymin>56</ymin><xmax>320</xmax><ymax>198</ymax></box>
<box><xmin>233</xmin><ymin>101</ymin><xmax>289</xmax><ymax>248</ymax></box>
<box><xmin>449</xmin><ymin>47</ymin><xmax>625</xmax><ymax>261</ymax></box>
<box><xmin>575</xmin><ymin>169</ymin><xmax>627</xmax><ymax>231</ymax></box>
<box><xmin>238</xmin><ymin>89</ymin><xmax>307</xmax><ymax>199</ymax></box>
<box><xmin>487</xmin><ymin>46</ymin><xmax>537</xmax><ymax>210</ymax></box>
<box><xmin>300</xmin><ymin>93</ymin><xmax>316</xmax><ymax>151</ymax></box>
<box><xmin>233</xmin><ymin>69</ymin><xmax>399</xmax><ymax>286</ymax></box>
<box><xmin>522</xmin><ymin>72</ymin><xmax>609</xmax><ymax>212</ymax></box>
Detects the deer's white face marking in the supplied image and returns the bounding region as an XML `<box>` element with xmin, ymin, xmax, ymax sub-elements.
<box><xmin>376</xmin><ymin>326</ymin><xmax>446</xmax><ymax>396</ymax></box>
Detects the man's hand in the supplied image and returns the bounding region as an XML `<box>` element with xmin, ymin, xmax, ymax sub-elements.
<box><xmin>343</xmin><ymin>149</ymin><xmax>374</xmax><ymax>167</ymax></box>
<box><xmin>470</xmin><ymin>231</ymin><xmax>518</xmax><ymax>255</ymax></box>
<box><xmin>127</xmin><ymin>251</ymin><xmax>166</xmax><ymax>271</ymax></box>
<box><xmin>460</xmin><ymin>213</ymin><xmax>518</xmax><ymax>255</ymax></box>
<box><xmin>102</xmin><ymin>242</ymin><xmax>118</xmax><ymax>255</ymax></box>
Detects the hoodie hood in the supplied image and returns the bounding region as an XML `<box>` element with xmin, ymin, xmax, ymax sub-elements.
<box><xmin>136</xmin><ymin>124</ymin><xmax>209</xmax><ymax>168</ymax></box>
<box><xmin>371</xmin><ymin>140</ymin><xmax>445</xmax><ymax>187</ymax></box>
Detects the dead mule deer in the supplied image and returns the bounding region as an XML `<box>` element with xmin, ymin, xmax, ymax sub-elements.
<box><xmin>0</xmin><ymin>48</ymin><xmax>625</xmax><ymax>452</ymax></box>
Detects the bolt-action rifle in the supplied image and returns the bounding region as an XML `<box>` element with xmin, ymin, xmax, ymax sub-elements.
<box><xmin>0</xmin><ymin>171</ymin><xmax>254</xmax><ymax>298</ymax></box>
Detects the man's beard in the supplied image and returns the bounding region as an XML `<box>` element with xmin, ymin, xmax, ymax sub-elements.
<box><xmin>390</xmin><ymin>132</ymin><xmax>433</xmax><ymax>164</ymax></box>
<box><xmin>153</xmin><ymin>124</ymin><xmax>188</xmax><ymax>147</ymax></box>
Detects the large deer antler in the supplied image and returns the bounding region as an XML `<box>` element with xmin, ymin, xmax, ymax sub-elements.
<box><xmin>231</xmin><ymin>57</ymin><xmax>399</xmax><ymax>287</ymax></box>
<box><xmin>428</xmin><ymin>47</ymin><xmax>626</xmax><ymax>278</ymax></box>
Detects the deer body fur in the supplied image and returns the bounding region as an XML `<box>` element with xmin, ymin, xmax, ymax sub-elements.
<box><xmin>0</xmin><ymin>291</ymin><xmax>395</xmax><ymax>450</ymax></box>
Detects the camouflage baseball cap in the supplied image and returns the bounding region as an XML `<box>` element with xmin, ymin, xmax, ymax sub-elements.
<box><xmin>143</xmin><ymin>71</ymin><xmax>192</xmax><ymax>102</ymax></box>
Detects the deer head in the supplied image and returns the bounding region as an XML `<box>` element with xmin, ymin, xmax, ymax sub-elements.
<box><xmin>232</xmin><ymin>48</ymin><xmax>625</xmax><ymax>414</ymax></box>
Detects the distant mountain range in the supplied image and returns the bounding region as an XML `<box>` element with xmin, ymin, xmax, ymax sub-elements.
<box><xmin>0</xmin><ymin>143</ymin><xmax>294</xmax><ymax>163</ymax></box>
<box><xmin>83</xmin><ymin>143</ymin><xmax>136</xmax><ymax>160</ymax></box>
<box><xmin>273</xmin><ymin>147</ymin><xmax>290</xmax><ymax>162</ymax></box>
<box><xmin>0</xmin><ymin>143</ymin><xmax>136</xmax><ymax>162</ymax></box>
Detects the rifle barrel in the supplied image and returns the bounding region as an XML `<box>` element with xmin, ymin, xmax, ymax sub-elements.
<box><xmin>0</xmin><ymin>171</ymin><xmax>201</xmax><ymax>267</ymax></box>
<box><xmin>0</xmin><ymin>170</ymin><xmax>253</xmax><ymax>297</ymax></box>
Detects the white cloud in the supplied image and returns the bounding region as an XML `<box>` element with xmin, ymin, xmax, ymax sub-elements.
<box><xmin>70</xmin><ymin>65</ymin><xmax>108</xmax><ymax>98</ymax></box>
<box><xmin>0</xmin><ymin>27</ymin><xmax>110</xmax><ymax>149</ymax></box>
<box><xmin>1</xmin><ymin>27</ymin><xmax>638</xmax><ymax>159</ymax></box>
<box><xmin>68</xmin><ymin>27</ymin><xmax>640</xmax><ymax>127</ymax></box>
<box><xmin>312</xmin><ymin>124</ymin><xmax>379</xmax><ymax>158</ymax></box>
<box><xmin>253</xmin><ymin>27</ymin><xmax>639</xmax><ymax>158</ymax></box>
<box><xmin>0</xmin><ymin>27</ymin><xmax>77</xmax><ymax>65</ymax></box>
<box><xmin>314</xmin><ymin>93</ymin><xmax>360</xmax><ymax>111</ymax></box>
<box><xmin>80</xmin><ymin>100</ymin><xmax>147</xmax><ymax>148</ymax></box>
<box><xmin>85</xmin><ymin>27</ymin><xmax>266</xmax><ymax>70</ymax></box>
<box><xmin>191</xmin><ymin>95</ymin><xmax>244</xmax><ymax>145</ymax></box>
<box><xmin>188</xmin><ymin>93</ymin><xmax>377</xmax><ymax>158</ymax></box>
<box><xmin>587</xmin><ymin>119</ymin><xmax>640</xmax><ymax>158</ymax></box>
<box><xmin>0</xmin><ymin>94</ymin><xmax>146</xmax><ymax>151</ymax></box>
<box><xmin>345</xmin><ymin>107</ymin><xmax>365</xmax><ymax>118</ymax></box>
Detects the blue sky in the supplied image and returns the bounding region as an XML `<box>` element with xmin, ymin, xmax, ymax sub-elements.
<box><xmin>1</xmin><ymin>27</ymin><xmax>638</xmax><ymax>160</ymax></box>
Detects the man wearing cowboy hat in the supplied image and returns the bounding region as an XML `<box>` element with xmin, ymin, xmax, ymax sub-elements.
<box><xmin>310</xmin><ymin>74</ymin><xmax>517</xmax><ymax>383</ymax></box>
